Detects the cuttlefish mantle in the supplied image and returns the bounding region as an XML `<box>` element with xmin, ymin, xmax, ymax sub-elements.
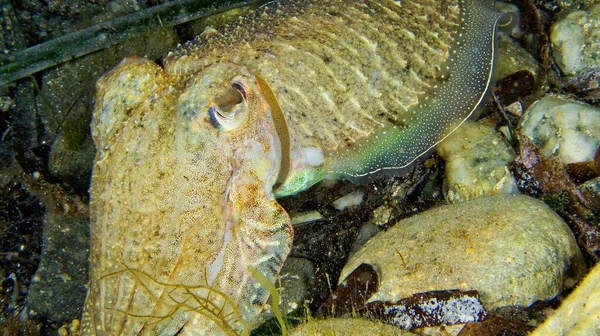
<box><xmin>323</xmin><ymin>0</ymin><xmax>505</xmax><ymax>185</ymax></box>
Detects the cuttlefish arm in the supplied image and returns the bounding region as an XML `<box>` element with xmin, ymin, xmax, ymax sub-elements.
<box><xmin>325</xmin><ymin>0</ymin><xmax>506</xmax><ymax>183</ymax></box>
<box><xmin>195</xmin><ymin>64</ymin><xmax>294</xmax><ymax>332</ymax></box>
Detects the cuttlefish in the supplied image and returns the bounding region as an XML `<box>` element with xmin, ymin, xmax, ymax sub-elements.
<box><xmin>81</xmin><ymin>0</ymin><xmax>505</xmax><ymax>334</ymax></box>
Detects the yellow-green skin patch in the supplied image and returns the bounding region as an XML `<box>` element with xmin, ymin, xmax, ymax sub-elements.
<box><xmin>327</xmin><ymin>0</ymin><xmax>504</xmax><ymax>183</ymax></box>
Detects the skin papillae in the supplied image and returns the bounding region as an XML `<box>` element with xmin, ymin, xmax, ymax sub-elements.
<box><xmin>82</xmin><ymin>0</ymin><xmax>501</xmax><ymax>335</ymax></box>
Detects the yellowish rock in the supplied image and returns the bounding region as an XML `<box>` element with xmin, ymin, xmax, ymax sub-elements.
<box><xmin>291</xmin><ymin>318</ymin><xmax>417</xmax><ymax>336</ymax></box>
<box><xmin>341</xmin><ymin>194</ymin><xmax>584</xmax><ymax>309</ymax></box>
<box><xmin>531</xmin><ymin>262</ymin><xmax>600</xmax><ymax>335</ymax></box>
<box><xmin>437</xmin><ymin>122</ymin><xmax>518</xmax><ymax>203</ymax></box>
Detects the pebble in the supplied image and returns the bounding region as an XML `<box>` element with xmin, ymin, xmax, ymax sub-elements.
<box><xmin>495</xmin><ymin>32</ymin><xmax>540</xmax><ymax>81</ymax></box>
<box><xmin>580</xmin><ymin>177</ymin><xmax>600</xmax><ymax>204</ymax></box>
<box><xmin>519</xmin><ymin>95</ymin><xmax>600</xmax><ymax>164</ymax></box>
<box><xmin>340</xmin><ymin>194</ymin><xmax>584</xmax><ymax>310</ymax></box>
<box><xmin>291</xmin><ymin>317</ymin><xmax>417</xmax><ymax>336</ymax></box>
<box><xmin>437</xmin><ymin>122</ymin><xmax>519</xmax><ymax>203</ymax></box>
<box><xmin>550</xmin><ymin>4</ymin><xmax>600</xmax><ymax>82</ymax></box>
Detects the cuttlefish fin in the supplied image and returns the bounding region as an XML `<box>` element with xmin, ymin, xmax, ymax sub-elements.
<box><xmin>326</xmin><ymin>0</ymin><xmax>506</xmax><ymax>183</ymax></box>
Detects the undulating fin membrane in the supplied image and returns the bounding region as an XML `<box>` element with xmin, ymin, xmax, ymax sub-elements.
<box><xmin>326</xmin><ymin>0</ymin><xmax>505</xmax><ymax>183</ymax></box>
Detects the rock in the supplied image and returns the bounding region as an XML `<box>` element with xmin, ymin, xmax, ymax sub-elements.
<box><xmin>495</xmin><ymin>32</ymin><xmax>540</xmax><ymax>81</ymax></box>
<box><xmin>550</xmin><ymin>5</ymin><xmax>600</xmax><ymax>82</ymax></box>
<box><xmin>519</xmin><ymin>95</ymin><xmax>600</xmax><ymax>164</ymax></box>
<box><xmin>252</xmin><ymin>257</ymin><xmax>316</xmax><ymax>330</ymax></box>
<box><xmin>26</xmin><ymin>210</ymin><xmax>89</xmax><ymax>323</ymax></box>
<box><xmin>580</xmin><ymin>177</ymin><xmax>600</xmax><ymax>204</ymax></box>
<box><xmin>340</xmin><ymin>194</ymin><xmax>584</xmax><ymax>310</ymax></box>
<box><xmin>277</xmin><ymin>257</ymin><xmax>316</xmax><ymax>314</ymax></box>
<box><xmin>48</xmin><ymin>136</ymin><xmax>95</xmax><ymax>195</ymax></box>
<box><xmin>531</xmin><ymin>261</ymin><xmax>600</xmax><ymax>335</ymax></box>
<box><xmin>437</xmin><ymin>122</ymin><xmax>519</xmax><ymax>203</ymax></box>
<box><xmin>291</xmin><ymin>318</ymin><xmax>417</xmax><ymax>336</ymax></box>
<box><xmin>534</xmin><ymin>0</ymin><xmax>591</xmax><ymax>11</ymax></box>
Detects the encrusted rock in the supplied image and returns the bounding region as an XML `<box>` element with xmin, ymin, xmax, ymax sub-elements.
<box><xmin>519</xmin><ymin>95</ymin><xmax>600</xmax><ymax>164</ymax></box>
<box><xmin>550</xmin><ymin>4</ymin><xmax>600</xmax><ymax>85</ymax></box>
<box><xmin>534</xmin><ymin>0</ymin><xmax>592</xmax><ymax>12</ymax></box>
<box><xmin>437</xmin><ymin>122</ymin><xmax>519</xmax><ymax>203</ymax></box>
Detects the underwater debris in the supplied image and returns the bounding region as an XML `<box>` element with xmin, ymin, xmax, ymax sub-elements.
<box><xmin>511</xmin><ymin>132</ymin><xmax>600</xmax><ymax>259</ymax></box>
<box><xmin>316</xmin><ymin>263</ymin><xmax>379</xmax><ymax>319</ymax></box>
<box><xmin>364</xmin><ymin>290</ymin><xmax>487</xmax><ymax>330</ymax></box>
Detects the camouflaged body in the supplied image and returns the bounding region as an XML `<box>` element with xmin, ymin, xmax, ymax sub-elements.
<box><xmin>166</xmin><ymin>0</ymin><xmax>462</xmax><ymax>150</ymax></box>
<box><xmin>80</xmin><ymin>0</ymin><xmax>496</xmax><ymax>335</ymax></box>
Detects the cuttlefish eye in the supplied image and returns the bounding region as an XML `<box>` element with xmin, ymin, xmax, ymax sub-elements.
<box><xmin>207</xmin><ymin>79</ymin><xmax>249</xmax><ymax>131</ymax></box>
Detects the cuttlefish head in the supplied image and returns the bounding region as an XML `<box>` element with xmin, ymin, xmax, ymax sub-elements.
<box><xmin>180</xmin><ymin>60</ymin><xmax>294</xmax><ymax>330</ymax></box>
<box><xmin>83</xmin><ymin>59</ymin><xmax>292</xmax><ymax>334</ymax></box>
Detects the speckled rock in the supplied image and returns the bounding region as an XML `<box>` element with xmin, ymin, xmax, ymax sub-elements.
<box><xmin>437</xmin><ymin>122</ymin><xmax>519</xmax><ymax>203</ymax></box>
<box><xmin>340</xmin><ymin>194</ymin><xmax>584</xmax><ymax>310</ymax></box>
<box><xmin>550</xmin><ymin>5</ymin><xmax>600</xmax><ymax>82</ymax></box>
<box><xmin>291</xmin><ymin>318</ymin><xmax>417</xmax><ymax>336</ymax></box>
<box><xmin>519</xmin><ymin>95</ymin><xmax>600</xmax><ymax>164</ymax></box>
<box><xmin>531</xmin><ymin>261</ymin><xmax>600</xmax><ymax>335</ymax></box>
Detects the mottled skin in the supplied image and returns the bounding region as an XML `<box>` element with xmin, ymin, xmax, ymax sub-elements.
<box><xmin>82</xmin><ymin>0</ymin><xmax>501</xmax><ymax>334</ymax></box>
<box><xmin>167</xmin><ymin>0</ymin><xmax>466</xmax><ymax>193</ymax></box>
<box><xmin>83</xmin><ymin>60</ymin><xmax>291</xmax><ymax>334</ymax></box>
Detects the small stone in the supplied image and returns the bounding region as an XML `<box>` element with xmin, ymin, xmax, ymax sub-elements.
<box><xmin>519</xmin><ymin>95</ymin><xmax>600</xmax><ymax>164</ymax></box>
<box><xmin>340</xmin><ymin>194</ymin><xmax>584</xmax><ymax>310</ymax></box>
<box><xmin>290</xmin><ymin>210</ymin><xmax>323</xmax><ymax>226</ymax></box>
<box><xmin>531</xmin><ymin>261</ymin><xmax>600</xmax><ymax>335</ymax></box>
<box><xmin>291</xmin><ymin>318</ymin><xmax>417</xmax><ymax>336</ymax></box>
<box><xmin>277</xmin><ymin>257</ymin><xmax>316</xmax><ymax>314</ymax></box>
<box><xmin>332</xmin><ymin>190</ymin><xmax>364</xmax><ymax>210</ymax></box>
<box><xmin>437</xmin><ymin>122</ymin><xmax>519</xmax><ymax>203</ymax></box>
<box><xmin>580</xmin><ymin>177</ymin><xmax>600</xmax><ymax>204</ymax></box>
<box><xmin>495</xmin><ymin>32</ymin><xmax>540</xmax><ymax>81</ymax></box>
<box><xmin>550</xmin><ymin>5</ymin><xmax>600</xmax><ymax>78</ymax></box>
